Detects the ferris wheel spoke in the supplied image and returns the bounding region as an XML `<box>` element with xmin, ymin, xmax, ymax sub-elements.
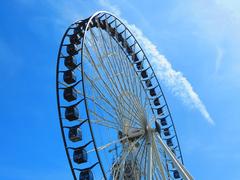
<box><xmin>86</xmin><ymin>94</ymin><xmax>122</xmax><ymax>127</ymax></box>
<box><xmin>83</xmin><ymin>44</ymin><xmax>120</xmax><ymax>101</ymax></box>
<box><xmin>114</xmin><ymin>137</ymin><xmax>144</xmax><ymax>178</ymax></box>
<box><xmin>83</xmin><ymin>40</ymin><xmax>122</xmax><ymax>102</ymax></box>
<box><xmin>88</xmin><ymin>100</ymin><xmax>118</xmax><ymax>121</ymax></box>
<box><xmin>88</xmin><ymin>110</ymin><xmax>120</xmax><ymax>129</ymax></box>
<box><xmin>90</xmin><ymin>95</ymin><xmax>141</xmax><ymax>130</ymax></box>
<box><xmin>111</xmin><ymin>36</ymin><xmax>143</xmax><ymax>110</ymax></box>
<box><xmin>113</xmin><ymin>48</ymin><xmax>135</xmax><ymax>99</ymax></box>
<box><xmin>106</xmin><ymin>52</ymin><xmax>143</xmax><ymax>120</ymax></box>
<box><xmin>83</xmin><ymin>72</ymin><xmax>118</xmax><ymax>111</ymax></box>
<box><xmin>89</xmin><ymin>110</ymin><xmax>136</xmax><ymax>134</ymax></box>
<box><xmin>135</xmin><ymin>137</ymin><xmax>146</xmax><ymax>161</ymax></box>
<box><xmin>155</xmin><ymin>134</ymin><xmax>193</xmax><ymax>180</ymax></box>
<box><xmin>83</xmin><ymin>58</ymin><xmax>142</xmax><ymax>128</ymax></box>
<box><xmin>87</xmin><ymin>136</ymin><xmax>128</xmax><ymax>154</ymax></box>
<box><xmin>88</xmin><ymin>102</ymin><xmax>142</xmax><ymax>131</ymax></box>
<box><xmin>83</xmin><ymin>43</ymin><xmax>144</xmax><ymax>127</ymax></box>
<box><xmin>108</xmin><ymin>34</ymin><xmax>138</xmax><ymax>103</ymax></box>
<box><xmin>143</xmin><ymin>140</ymin><xmax>149</xmax><ymax>179</ymax></box>
<box><xmin>135</xmin><ymin>137</ymin><xmax>147</xmax><ymax>178</ymax></box>
<box><xmin>119</xmin><ymin>50</ymin><xmax>143</xmax><ymax>109</ymax></box>
<box><xmin>88</xmin><ymin>29</ymin><xmax>145</xmax><ymax>122</ymax></box>
<box><xmin>132</xmin><ymin>137</ymin><xmax>147</xmax><ymax>176</ymax></box>
<box><xmin>87</xmin><ymin>29</ymin><xmax>125</xmax><ymax>95</ymax></box>
<box><xmin>100</xmin><ymin>33</ymin><xmax>130</xmax><ymax>95</ymax></box>
<box><xmin>93</xmin><ymin>91</ymin><xmax>141</xmax><ymax>129</ymax></box>
<box><xmin>152</xmin><ymin>134</ymin><xmax>167</xmax><ymax>180</ymax></box>
<box><xmin>116</xmin><ymin>101</ymin><xmax>143</xmax><ymax>129</ymax></box>
<box><xmin>83</xmin><ymin>92</ymin><xmax>125</xmax><ymax>127</ymax></box>
<box><xmin>154</xmin><ymin>135</ymin><xmax>174</xmax><ymax>178</ymax></box>
<box><xmin>111</xmin><ymin>43</ymin><xmax>145</xmax><ymax>114</ymax></box>
<box><xmin>90</xmin><ymin>120</ymin><xmax>120</xmax><ymax>130</ymax></box>
<box><xmin>152</xmin><ymin>160</ymin><xmax>164</xmax><ymax>180</ymax></box>
<box><xmin>116</xmin><ymin>43</ymin><xmax>142</xmax><ymax>106</ymax></box>
<box><xmin>112</xmin><ymin>134</ymin><xmax>145</xmax><ymax>179</ymax></box>
<box><xmin>143</xmin><ymin>92</ymin><xmax>150</xmax><ymax>111</ymax></box>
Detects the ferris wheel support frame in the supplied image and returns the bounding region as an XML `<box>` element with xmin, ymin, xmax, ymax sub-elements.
<box><xmin>156</xmin><ymin>135</ymin><xmax>193</xmax><ymax>180</ymax></box>
<box><xmin>56</xmin><ymin>10</ymin><xmax>194</xmax><ymax>180</ymax></box>
<box><xmin>146</xmin><ymin>128</ymin><xmax>153</xmax><ymax>180</ymax></box>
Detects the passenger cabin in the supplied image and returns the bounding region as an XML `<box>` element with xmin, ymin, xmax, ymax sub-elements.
<box><xmin>155</xmin><ymin>121</ymin><xmax>161</xmax><ymax>135</ymax></box>
<box><xmin>141</xmin><ymin>70</ymin><xmax>148</xmax><ymax>79</ymax></box>
<box><xmin>74</xmin><ymin>29</ymin><xmax>84</xmax><ymax>38</ymax></box>
<box><xmin>109</xmin><ymin>27</ymin><xmax>116</xmax><ymax>36</ymax></box>
<box><xmin>73</xmin><ymin>148</ymin><xmax>87</xmax><ymax>164</ymax></box>
<box><xmin>73</xmin><ymin>23</ymin><xmax>85</xmax><ymax>37</ymax></box>
<box><xmin>136</xmin><ymin>62</ymin><xmax>143</xmax><ymax>70</ymax></box>
<box><xmin>173</xmin><ymin>170</ymin><xmax>180</xmax><ymax>179</ymax></box>
<box><xmin>69</xmin><ymin>34</ymin><xmax>81</xmax><ymax>45</ymax></box>
<box><xmin>157</xmin><ymin>108</ymin><xmax>163</xmax><ymax>115</ymax></box>
<box><xmin>132</xmin><ymin>53</ymin><xmax>139</xmax><ymax>62</ymax></box>
<box><xmin>64</xmin><ymin>56</ymin><xmax>78</xmax><ymax>69</ymax></box>
<box><xmin>67</xmin><ymin>44</ymin><xmax>78</xmax><ymax>56</ymax></box>
<box><xmin>145</xmin><ymin>79</ymin><xmax>152</xmax><ymax>88</ymax></box>
<box><xmin>69</xmin><ymin>126</ymin><xmax>82</xmax><ymax>142</ymax></box>
<box><xmin>160</xmin><ymin>118</ymin><xmax>167</xmax><ymax>126</ymax></box>
<box><xmin>149</xmin><ymin>88</ymin><xmax>156</xmax><ymax>96</ymax></box>
<box><xmin>166</xmin><ymin>139</ymin><xmax>173</xmax><ymax>147</ymax></box>
<box><xmin>90</xmin><ymin>18</ymin><xmax>97</xmax><ymax>28</ymax></box>
<box><xmin>63</xmin><ymin>70</ymin><xmax>76</xmax><ymax>84</ymax></box>
<box><xmin>116</xmin><ymin>33</ymin><xmax>124</xmax><ymax>43</ymax></box>
<box><xmin>163</xmin><ymin>128</ymin><xmax>170</xmax><ymax>136</ymax></box>
<box><xmin>100</xmin><ymin>20</ymin><xmax>107</xmax><ymax>29</ymax></box>
<box><xmin>126</xmin><ymin>45</ymin><xmax>133</xmax><ymax>54</ymax></box>
<box><xmin>154</xmin><ymin>98</ymin><xmax>160</xmax><ymax>106</ymax></box>
<box><xmin>65</xmin><ymin>106</ymin><xmax>79</xmax><ymax>121</ymax></box>
<box><xmin>80</xmin><ymin>169</ymin><xmax>93</xmax><ymax>180</ymax></box>
<box><xmin>64</xmin><ymin>87</ymin><xmax>77</xmax><ymax>102</ymax></box>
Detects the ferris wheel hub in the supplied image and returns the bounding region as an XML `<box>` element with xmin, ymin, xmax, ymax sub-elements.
<box><xmin>118</xmin><ymin>128</ymin><xmax>144</xmax><ymax>143</ymax></box>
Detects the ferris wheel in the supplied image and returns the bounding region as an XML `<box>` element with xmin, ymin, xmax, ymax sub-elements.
<box><xmin>56</xmin><ymin>11</ymin><xmax>193</xmax><ymax>180</ymax></box>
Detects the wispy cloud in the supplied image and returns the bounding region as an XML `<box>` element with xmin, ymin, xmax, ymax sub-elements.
<box><xmin>98</xmin><ymin>0</ymin><xmax>121</xmax><ymax>16</ymax></box>
<box><xmin>172</xmin><ymin>0</ymin><xmax>240</xmax><ymax>76</ymax></box>
<box><xmin>99</xmin><ymin>0</ymin><xmax>214</xmax><ymax>124</ymax></box>
<box><xmin>128</xmin><ymin>25</ymin><xmax>214</xmax><ymax>124</ymax></box>
<box><xmin>40</xmin><ymin>0</ymin><xmax>213</xmax><ymax>124</ymax></box>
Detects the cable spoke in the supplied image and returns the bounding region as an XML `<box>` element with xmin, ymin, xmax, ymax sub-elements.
<box><xmin>88</xmin><ymin>136</ymin><xmax>128</xmax><ymax>154</ymax></box>
<box><xmin>83</xmin><ymin>59</ymin><xmax>142</xmax><ymax>128</ymax></box>
<box><xmin>112</xmin><ymin>134</ymin><xmax>145</xmax><ymax>179</ymax></box>
<box><xmin>87</xmin><ymin>29</ymin><xmax>145</xmax><ymax>124</ymax></box>
<box><xmin>83</xmin><ymin>45</ymin><xmax>143</xmax><ymax>128</ymax></box>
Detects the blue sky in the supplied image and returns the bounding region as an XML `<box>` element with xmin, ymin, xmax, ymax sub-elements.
<box><xmin>0</xmin><ymin>0</ymin><xmax>240</xmax><ymax>179</ymax></box>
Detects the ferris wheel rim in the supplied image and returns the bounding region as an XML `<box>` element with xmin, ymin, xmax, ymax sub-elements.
<box><xmin>56</xmin><ymin>11</ymin><xmax>188</xmax><ymax>180</ymax></box>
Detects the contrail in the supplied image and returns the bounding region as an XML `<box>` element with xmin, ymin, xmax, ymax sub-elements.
<box><xmin>125</xmin><ymin>23</ymin><xmax>214</xmax><ymax>125</ymax></box>
<box><xmin>99</xmin><ymin>0</ymin><xmax>214</xmax><ymax>124</ymax></box>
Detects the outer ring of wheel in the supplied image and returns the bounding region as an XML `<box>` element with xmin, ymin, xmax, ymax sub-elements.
<box><xmin>56</xmin><ymin>11</ymin><xmax>184</xmax><ymax>180</ymax></box>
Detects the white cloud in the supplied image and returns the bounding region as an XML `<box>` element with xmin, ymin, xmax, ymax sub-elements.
<box><xmin>127</xmin><ymin>24</ymin><xmax>214</xmax><ymax>124</ymax></box>
<box><xmin>98</xmin><ymin>0</ymin><xmax>121</xmax><ymax>16</ymax></box>
<box><xmin>170</xmin><ymin>0</ymin><xmax>240</xmax><ymax>85</ymax></box>
<box><xmin>41</xmin><ymin>0</ymin><xmax>214</xmax><ymax>124</ymax></box>
<box><xmin>177</xmin><ymin>0</ymin><xmax>240</xmax><ymax>44</ymax></box>
<box><xmin>98</xmin><ymin>0</ymin><xmax>214</xmax><ymax>124</ymax></box>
